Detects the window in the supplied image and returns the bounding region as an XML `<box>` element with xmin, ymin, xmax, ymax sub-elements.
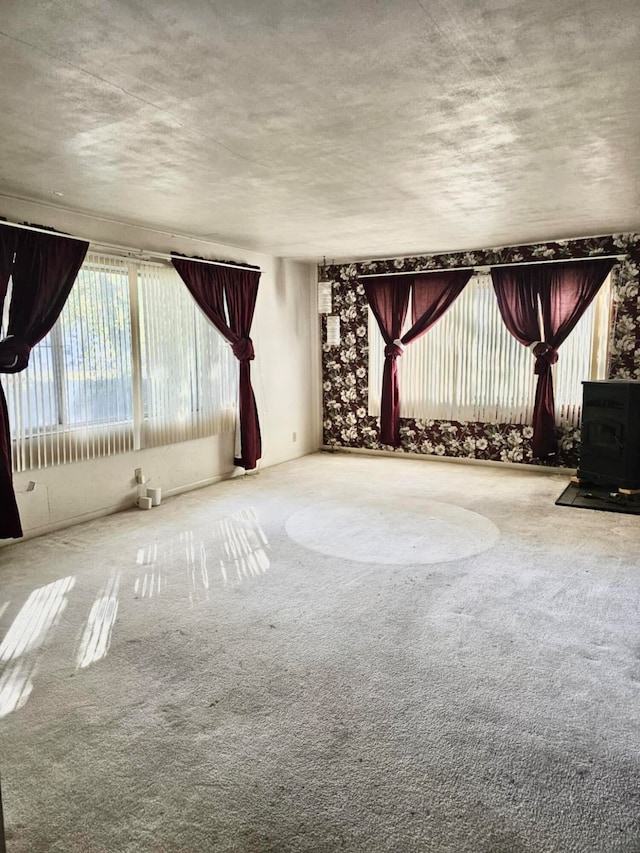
<box><xmin>369</xmin><ymin>271</ymin><xmax>612</xmax><ymax>427</ymax></box>
<box><xmin>138</xmin><ymin>262</ymin><xmax>237</xmax><ymax>447</ymax></box>
<box><xmin>3</xmin><ymin>254</ymin><xmax>237</xmax><ymax>473</ymax></box>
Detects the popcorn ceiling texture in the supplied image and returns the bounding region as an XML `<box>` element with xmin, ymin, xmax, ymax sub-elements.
<box><xmin>321</xmin><ymin>234</ymin><xmax>640</xmax><ymax>469</ymax></box>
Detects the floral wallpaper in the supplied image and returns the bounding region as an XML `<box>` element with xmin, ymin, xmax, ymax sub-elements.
<box><xmin>321</xmin><ymin>234</ymin><xmax>640</xmax><ymax>468</ymax></box>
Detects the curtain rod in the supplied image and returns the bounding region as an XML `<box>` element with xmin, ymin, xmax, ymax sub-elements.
<box><xmin>356</xmin><ymin>253</ymin><xmax>626</xmax><ymax>278</ymax></box>
<box><xmin>0</xmin><ymin>218</ymin><xmax>261</xmax><ymax>273</ymax></box>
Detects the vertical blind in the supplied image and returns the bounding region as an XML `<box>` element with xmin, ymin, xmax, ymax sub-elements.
<box><xmin>369</xmin><ymin>272</ymin><xmax>612</xmax><ymax>426</ymax></box>
<box><xmin>4</xmin><ymin>254</ymin><xmax>134</xmax><ymax>472</ymax></box>
<box><xmin>138</xmin><ymin>262</ymin><xmax>237</xmax><ymax>448</ymax></box>
<box><xmin>3</xmin><ymin>254</ymin><xmax>237</xmax><ymax>472</ymax></box>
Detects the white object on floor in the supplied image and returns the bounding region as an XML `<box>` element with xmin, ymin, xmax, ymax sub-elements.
<box><xmin>147</xmin><ymin>487</ymin><xmax>162</xmax><ymax>507</ymax></box>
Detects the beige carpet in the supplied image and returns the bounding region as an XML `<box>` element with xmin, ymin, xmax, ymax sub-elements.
<box><xmin>0</xmin><ymin>452</ymin><xmax>639</xmax><ymax>852</ymax></box>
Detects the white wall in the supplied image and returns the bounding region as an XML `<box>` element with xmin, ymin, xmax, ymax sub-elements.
<box><xmin>0</xmin><ymin>197</ymin><xmax>321</xmax><ymax>541</ymax></box>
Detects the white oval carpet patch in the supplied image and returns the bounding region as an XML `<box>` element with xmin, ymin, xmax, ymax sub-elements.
<box><xmin>285</xmin><ymin>498</ymin><xmax>500</xmax><ymax>564</ymax></box>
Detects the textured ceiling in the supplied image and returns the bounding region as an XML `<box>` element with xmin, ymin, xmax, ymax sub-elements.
<box><xmin>0</xmin><ymin>0</ymin><xmax>639</xmax><ymax>261</ymax></box>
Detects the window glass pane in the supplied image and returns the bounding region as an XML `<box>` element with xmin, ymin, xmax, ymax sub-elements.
<box><xmin>59</xmin><ymin>257</ymin><xmax>133</xmax><ymax>425</ymax></box>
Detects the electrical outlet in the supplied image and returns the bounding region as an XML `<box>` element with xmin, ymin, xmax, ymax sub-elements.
<box><xmin>26</xmin><ymin>481</ymin><xmax>36</xmax><ymax>492</ymax></box>
<box><xmin>135</xmin><ymin>468</ymin><xmax>145</xmax><ymax>484</ymax></box>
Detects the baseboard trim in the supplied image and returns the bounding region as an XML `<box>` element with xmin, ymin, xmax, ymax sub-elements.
<box><xmin>6</xmin><ymin>450</ymin><xmax>321</xmax><ymax>546</ymax></box>
<box><xmin>320</xmin><ymin>445</ymin><xmax>577</xmax><ymax>476</ymax></box>
<box><xmin>5</xmin><ymin>471</ymin><xmax>238</xmax><ymax>546</ymax></box>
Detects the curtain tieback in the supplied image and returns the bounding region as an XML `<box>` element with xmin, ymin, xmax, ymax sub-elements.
<box><xmin>384</xmin><ymin>340</ymin><xmax>404</xmax><ymax>359</ymax></box>
<box><xmin>531</xmin><ymin>341</ymin><xmax>558</xmax><ymax>374</ymax></box>
<box><xmin>232</xmin><ymin>337</ymin><xmax>255</xmax><ymax>361</ymax></box>
<box><xmin>0</xmin><ymin>335</ymin><xmax>31</xmax><ymax>373</ymax></box>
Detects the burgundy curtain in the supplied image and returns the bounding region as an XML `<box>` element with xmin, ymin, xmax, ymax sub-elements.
<box><xmin>172</xmin><ymin>257</ymin><xmax>262</xmax><ymax>470</ymax></box>
<box><xmin>363</xmin><ymin>269</ymin><xmax>472</xmax><ymax>446</ymax></box>
<box><xmin>491</xmin><ymin>258</ymin><xmax>614</xmax><ymax>459</ymax></box>
<box><xmin>0</xmin><ymin>227</ymin><xmax>89</xmax><ymax>539</ymax></box>
<box><xmin>363</xmin><ymin>277</ymin><xmax>411</xmax><ymax>446</ymax></box>
<box><xmin>403</xmin><ymin>270</ymin><xmax>473</xmax><ymax>344</ymax></box>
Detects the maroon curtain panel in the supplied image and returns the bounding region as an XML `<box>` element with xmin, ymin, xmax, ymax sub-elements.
<box><xmin>403</xmin><ymin>269</ymin><xmax>473</xmax><ymax>344</ymax></box>
<box><xmin>172</xmin><ymin>257</ymin><xmax>262</xmax><ymax>470</ymax></box>
<box><xmin>491</xmin><ymin>258</ymin><xmax>614</xmax><ymax>459</ymax></box>
<box><xmin>0</xmin><ymin>227</ymin><xmax>89</xmax><ymax>539</ymax></box>
<box><xmin>363</xmin><ymin>277</ymin><xmax>411</xmax><ymax>446</ymax></box>
<box><xmin>363</xmin><ymin>269</ymin><xmax>472</xmax><ymax>446</ymax></box>
<box><xmin>535</xmin><ymin>259</ymin><xmax>615</xmax><ymax>458</ymax></box>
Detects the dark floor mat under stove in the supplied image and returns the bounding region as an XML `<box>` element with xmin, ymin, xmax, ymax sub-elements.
<box><xmin>556</xmin><ymin>482</ymin><xmax>640</xmax><ymax>515</ymax></box>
